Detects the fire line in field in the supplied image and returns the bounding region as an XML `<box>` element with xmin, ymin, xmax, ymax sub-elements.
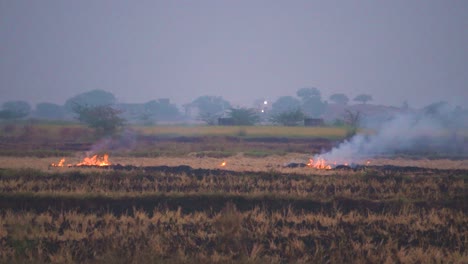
<box><xmin>50</xmin><ymin>158</ymin><xmax>66</xmax><ymax>167</ymax></box>
<box><xmin>306</xmin><ymin>157</ymin><xmax>371</xmax><ymax>170</ymax></box>
<box><xmin>76</xmin><ymin>154</ymin><xmax>111</xmax><ymax>166</ymax></box>
<box><xmin>50</xmin><ymin>154</ymin><xmax>111</xmax><ymax>167</ymax></box>
<box><xmin>307</xmin><ymin>158</ymin><xmax>332</xmax><ymax>170</ymax></box>
<box><xmin>50</xmin><ymin>154</ymin><xmax>370</xmax><ymax>170</ymax></box>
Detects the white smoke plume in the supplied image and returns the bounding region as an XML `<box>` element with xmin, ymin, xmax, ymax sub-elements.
<box><xmin>315</xmin><ymin>104</ymin><xmax>466</xmax><ymax>165</ymax></box>
<box><xmin>85</xmin><ymin>128</ymin><xmax>137</xmax><ymax>156</ymax></box>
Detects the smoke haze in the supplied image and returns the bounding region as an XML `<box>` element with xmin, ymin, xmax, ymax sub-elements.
<box><xmin>317</xmin><ymin>105</ymin><xmax>465</xmax><ymax>164</ymax></box>
<box><xmin>1</xmin><ymin>1</ymin><xmax>467</xmax><ymax>108</ymax></box>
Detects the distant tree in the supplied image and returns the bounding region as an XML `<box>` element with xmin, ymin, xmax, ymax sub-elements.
<box><xmin>192</xmin><ymin>95</ymin><xmax>231</xmax><ymax>115</ymax></box>
<box><xmin>422</xmin><ymin>101</ymin><xmax>462</xmax><ymax>129</ymax></box>
<box><xmin>115</xmin><ymin>103</ymin><xmax>147</xmax><ymax>124</ymax></box>
<box><xmin>72</xmin><ymin>104</ymin><xmax>125</xmax><ymax>136</ymax></box>
<box><xmin>198</xmin><ymin>112</ymin><xmax>219</xmax><ymax>125</ymax></box>
<box><xmin>35</xmin><ymin>102</ymin><xmax>66</xmax><ymax>120</ymax></box>
<box><xmin>296</xmin><ymin>87</ymin><xmax>321</xmax><ymax>100</ymax></box>
<box><xmin>270</xmin><ymin>96</ymin><xmax>301</xmax><ymax>115</ymax></box>
<box><xmin>422</xmin><ymin>101</ymin><xmax>465</xmax><ymax>153</ymax></box>
<box><xmin>65</xmin><ymin>90</ymin><xmax>116</xmax><ymax>112</ymax></box>
<box><xmin>191</xmin><ymin>96</ymin><xmax>231</xmax><ymax>125</ymax></box>
<box><xmin>302</xmin><ymin>99</ymin><xmax>327</xmax><ymax>118</ymax></box>
<box><xmin>329</xmin><ymin>93</ymin><xmax>349</xmax><ymax>105</ymax></box>
<box><xmin>227</xmin><ymin>107</ymin><xmax>260</xmax><ymax>126</ymax></box>
<box><xmin>0</xmin><ymin>101</ymin><xmax>31</xmax><ymax>120</ymax></box>
<box><xmin>344</xmin><ymin>110</ymin><xmax>361</xmax><ymax>127</ymax></box>
<box><xmin>353</xmin><ymin>94</ymin><xmax>373</xmax><ymax>104</ymax></box>
<box><xmin>0</xmin><ymin>111</ymin><xmax>14</xmax><ymax>120</ymax></box>
<box><xmin>270</xmin><ymin>109</ymin><xmax>305</xmax><ymax>126</ymax></box>
<box><xmin>423</xmin><ymin>101</ymin><xmax>449</xmax><ymax>117</ymax></box>
<box><xmin>343</xmin><ymin>110</ymin><xmax>361</xmax><ymax>139</ymax></box>
<box><xmin>144</xmin><ymin>99</ymin><xmax>180</xmax><ymax>121</ymax></box>
<box><xmin>138</xmin><ymin>112</ymin><xmax>154</xmax><ymax>125</ymax></box>
<box><xmin>296</xmin><ymin>87</ymin><xmax>326</xmax><ymax>117</ymax></box>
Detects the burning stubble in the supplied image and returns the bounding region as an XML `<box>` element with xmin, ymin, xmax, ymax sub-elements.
<box><xmin>313</xmin><ymin>107</ymin><xmax>466</xmax><ymax>167</ymax></box>
<box><xmin>50</xmin><ymin>154</ymin><xmax>111</xmax><ymax>167</ymax></box>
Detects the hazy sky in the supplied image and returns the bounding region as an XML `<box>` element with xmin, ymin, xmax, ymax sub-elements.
<box><xmin>1</xmin><ymin>0</ymin><xmax>467</xmax><ymax>108</ymax></box>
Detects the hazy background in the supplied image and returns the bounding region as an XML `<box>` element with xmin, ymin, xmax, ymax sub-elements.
<box><xmin>1</xmin><ymin>0</ymin><xmax>467</xmax><ymax>108</ymax></box>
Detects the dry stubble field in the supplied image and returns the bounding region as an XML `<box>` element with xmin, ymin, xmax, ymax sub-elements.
<box><xmin>0</xmin><ymin>124</ymin><xmax>467</xmax><ymax>263</ymax></box>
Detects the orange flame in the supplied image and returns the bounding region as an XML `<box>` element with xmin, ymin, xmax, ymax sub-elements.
<box><xmin>306</xmin><ymin>157</ymin><xmax>371</xmax><ymax>170</ymax></box>
<box><xmin>50</xmin><ymin>154</ymin><xmax>111</xmax><ymax>167</ymax></box>
<box><xmin>220</xmin><ymin>161</ymin><xmax>226</xmax><ymax>167</ymax></box>
<box><xmin>52</xmin><ymin>154</ymin><xmax>112</xmax><ymax>167</ymax></box>
<box><xmin>76</xmin><ymin>154</ymin><xmax>111</xmax><ymax>166</ymax></box>
<box><xmin>51</xmin><ymin>158</ymin><xmax>66</xmax><ymax>167</ymax></box>
<box><xmin>307</xmin><ymin>158</ymin><xmax>332</xmax><ymax>170</ymax></box>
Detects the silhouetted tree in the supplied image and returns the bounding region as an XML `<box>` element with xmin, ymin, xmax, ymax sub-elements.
<box><xmin>144</xmin><ymin>99</ymin><xmax>180</xmax><ymax>121</ymax></box>
<box><xmin>192</xmin><ymin>96</ymin><xmax>231</xmax><ymax>120</ymax></box>
<box><xmin>198</xmin><ymin>112</ymin><xmax>219</xmax><ymax>125</ymax></box>
<box><xmin>296</xmin><ymin>87</ymin><xmax>326</xmax><ymax>117</ymax></box>
<box><xmin>72</xmin><ymin>104</ymin><xmax>125</xmax><ymax>136</ymax></box>
<box><xmin>228</xmin><ymin>107</ymin><xmax>260</xmax><ymax>125</ymax></box>
<box><xmin>35</xmin><ymin>102</ymin><xmax>66</xmax><ymax>120</ymax></box>
<box><xmin>0</xmin><ymin>101</ymin><xmax>31</xmax><ymax>120</ymax></box>
<box><xmin>353</xmin><ymin>94</ymin><xmax>373</xmax><ymax>104</ymax></box>
<box><xmin>270</xmin><ymin>96</ymin><xmax>301</xmax><ymax>115</ymax></box>
<box><xmin>296</xmin><ymin>87</ymin><xmax>321</xmax><ymax>100</ymax></box>
<box><xmin>423</xmin><ymin>101</ymin><xmax>465</xmax><ymax>153</ymax></box>
<box><xmin>423</xmin><ymin>101</ymin><xmax>449</xmax><ymax>117</ymax></box>
<box><xmin>329</xmin><ymin>93</ymin><xmax>349</xmax><ymax>105</ymax></box>
<box><xmin>343</xmin><ymin>110</ymin><xmax>361</xmax><ymax>139</ymax></box>
<box><xmin>65</xmin><ymin>90</ymin><xmax>116</xmax><ymax>112</ymax></box>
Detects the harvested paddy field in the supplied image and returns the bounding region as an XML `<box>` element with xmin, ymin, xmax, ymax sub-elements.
<box><xmin>1</xmin><ymin>154</ymin><xmax>468</xmax><ymax>172</ymax></box>
<box><xmin>0</xmin><ymin>125</ymin><xmax>467</xmax><ymax>263</ymax></box>
<box><xmin>0</xmin><ymin>156</ymin><xmax>467</xmax><ymax>263</ymax></box>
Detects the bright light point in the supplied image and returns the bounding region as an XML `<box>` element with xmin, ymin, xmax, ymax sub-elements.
<box><xmin>261</xmin><ymin>109</ymin><xmax>264</xmax><ymax>113</ymax></box>
<box><xmin>263</xmin><ymin>100</ymin><xmax>268</xmax><ymax>105</ymax></box>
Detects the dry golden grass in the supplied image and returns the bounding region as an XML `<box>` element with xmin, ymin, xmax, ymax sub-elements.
<box><xmin>1</xmin><ymin>123</ymin><xmax>466</xmax><ymax>263</ymax></box>
<box><xmin>365</xmin><ymin>157</ymin><xmax>468</xmax><ymax>170</ymax></box>
<box><xmin>1</xmin><ymin>206</ymin><xmax>466</xmax><ymax>263</ymax></box>
<box><xmin>134</xmin><ymin>125</ymin><xmax>348</xmax><ymax>139</ymax></box>
<box><xmin>0</xmin><ymin>153</ymin><xmax>466</xmax><ymax>263</ymax></box>
<box><xmin>1</xmin><ymin>164</ymin><xmax>464</xmax><ymax>202</ymax></box>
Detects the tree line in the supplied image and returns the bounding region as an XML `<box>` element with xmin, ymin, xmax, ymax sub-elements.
<box><xmin>0</xmin><ymin>88</ymin><xmax>373</xmax><ymax>123</ymax></box>
<box><xmin>3</xmin><ymin>88</ymin><xmax>463</xmax><ymax>137</ymax></box>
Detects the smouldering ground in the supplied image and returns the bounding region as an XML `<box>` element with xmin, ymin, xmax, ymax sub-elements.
<box><xmin>1</xmin><ymin>154</ymin><xmax>467</xmax><ymax>173</ymax></box>
<box><xmin>1</xmin><ymin>153</ymin><xmax>466</xmax><ymax>263</ymax></box>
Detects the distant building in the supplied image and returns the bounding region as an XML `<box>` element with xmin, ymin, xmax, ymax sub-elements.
<box><xmin>304</xmin><ymin>118</ymin><xmax>324</xmax><ymax>126</ymax></box>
